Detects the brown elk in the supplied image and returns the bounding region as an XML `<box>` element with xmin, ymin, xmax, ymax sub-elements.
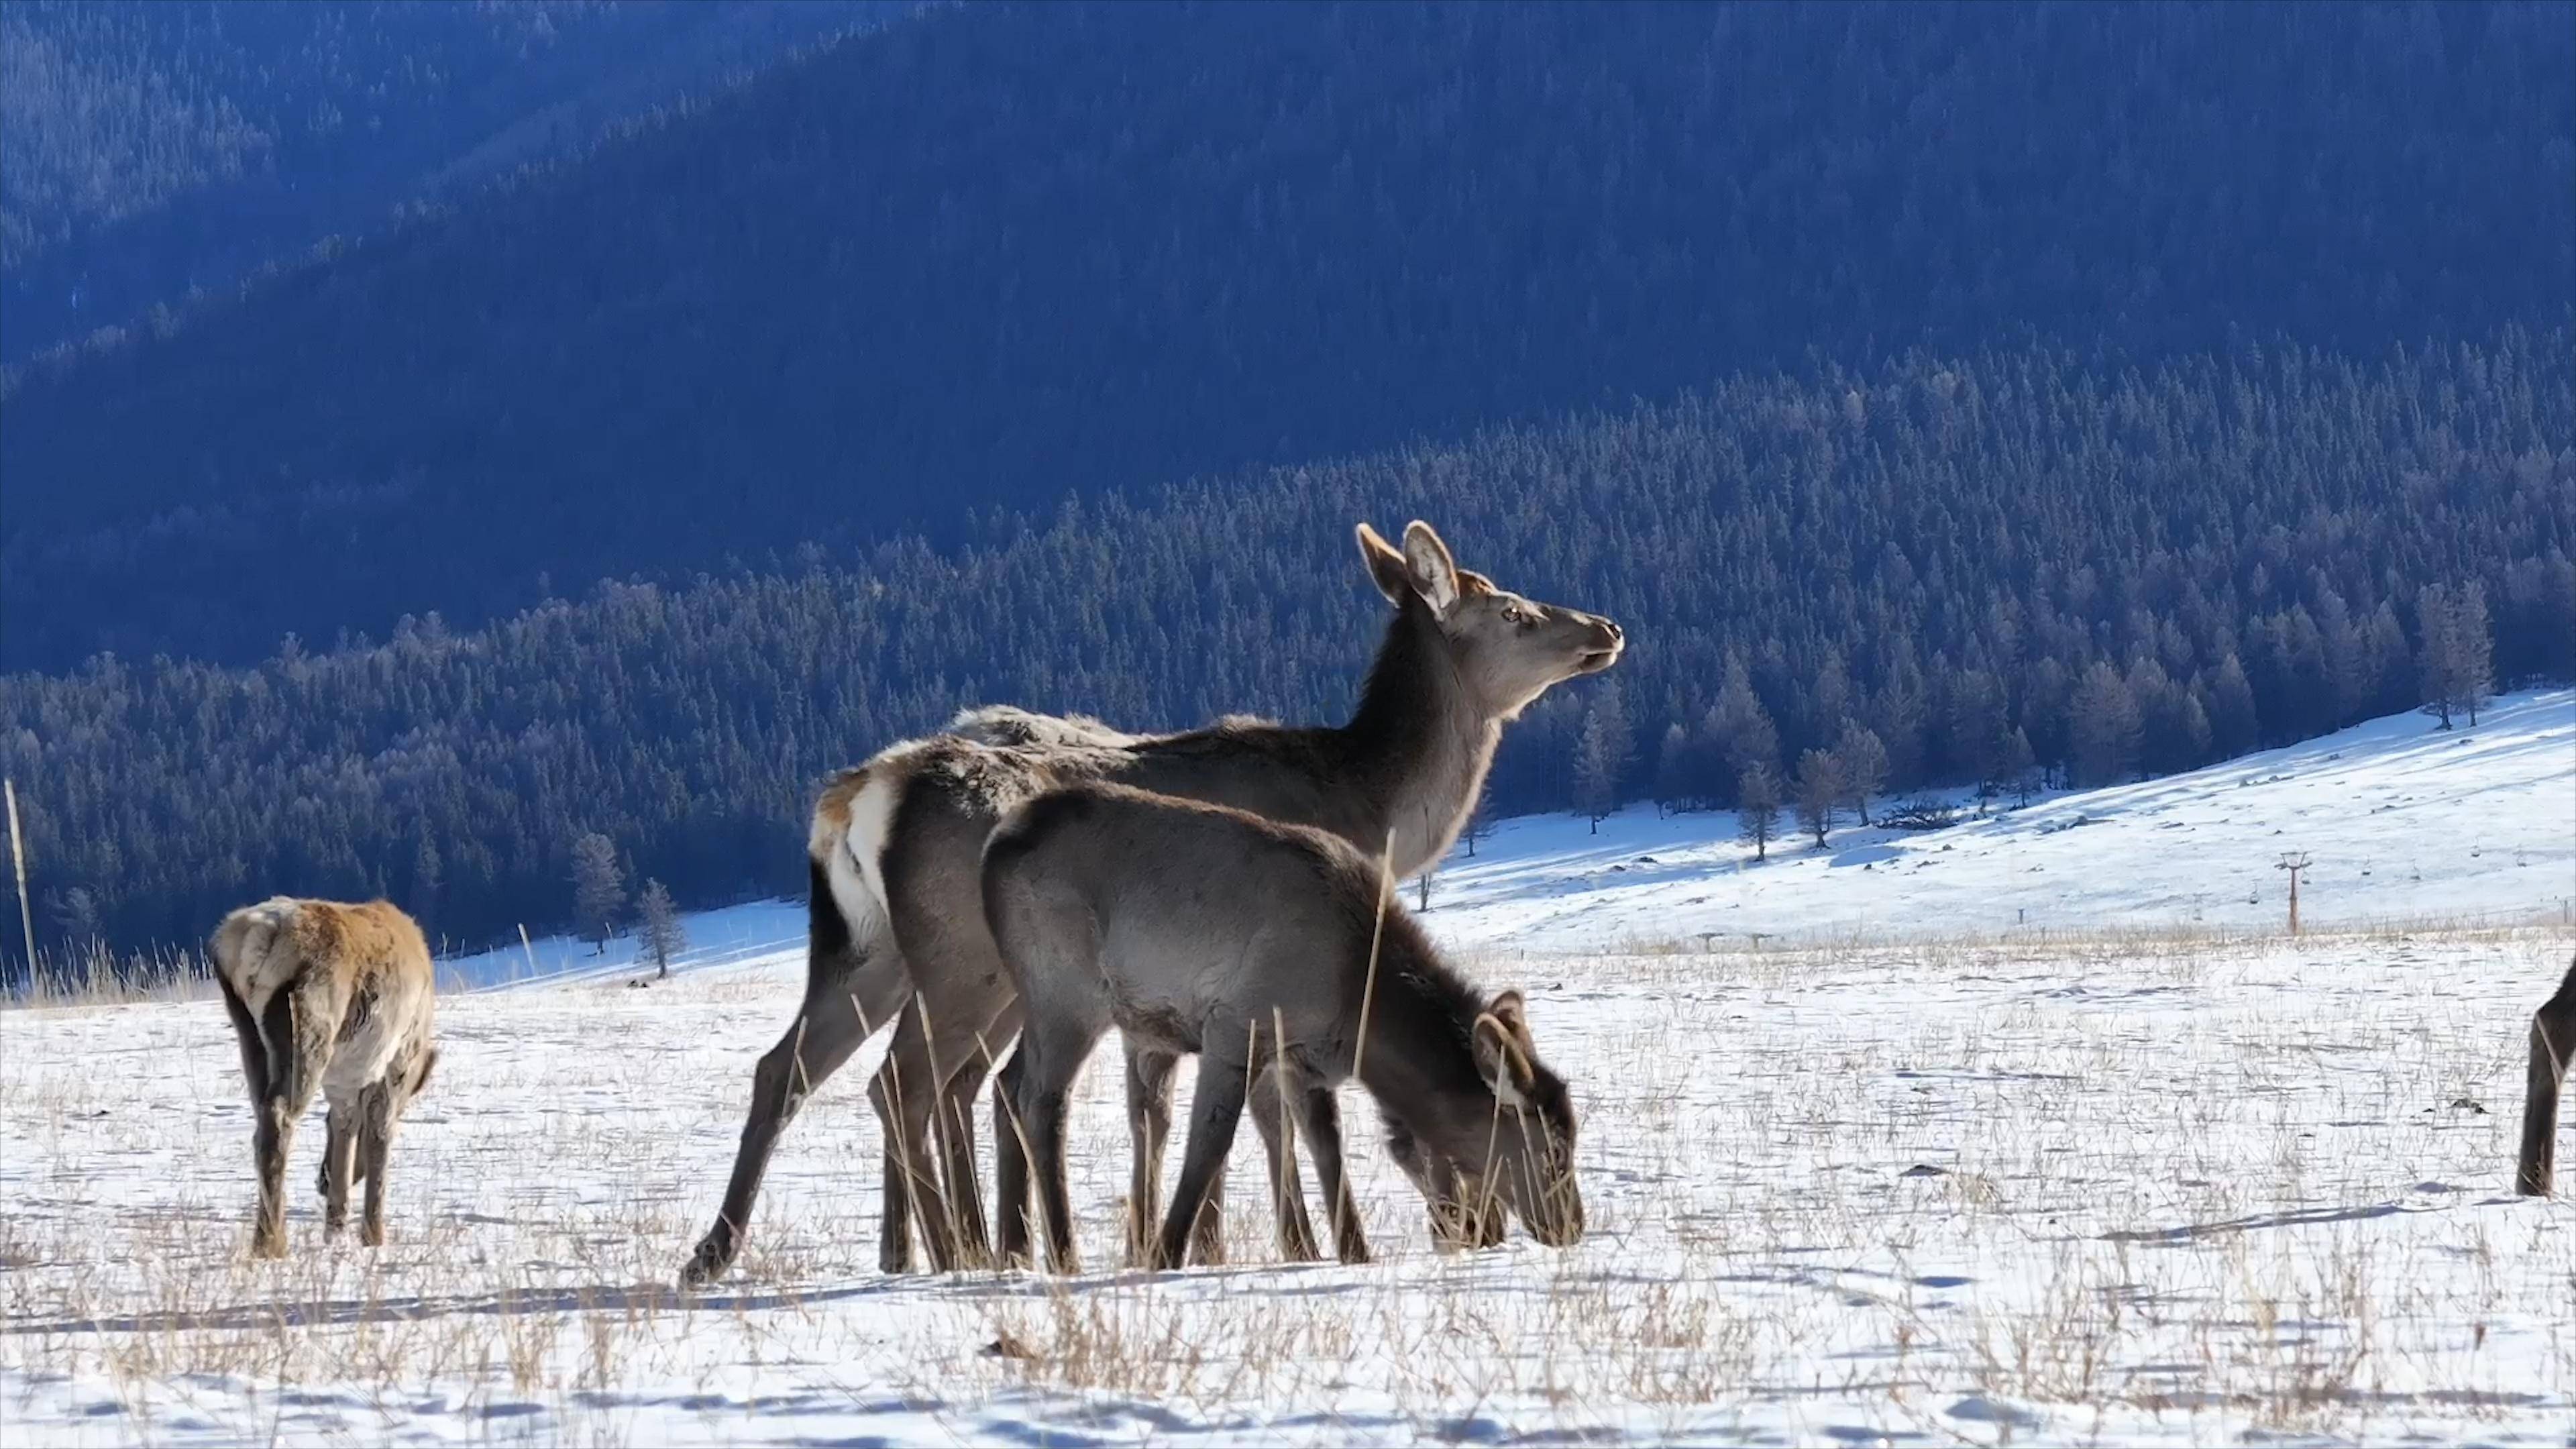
<box><xmin>2516</xmin><ymin>955</ymin><xmax>2576</xmax><ymax>1196</ymax></box>
<box><xmin>681</xmin><ymin>520</ymin><xmax>1622</xmax><ymax>1285</ymax></box>
<box><xmin>211</xmin><ymin>898</ymin><xmax>438</xmax><ymax>1257</ymax></box>
<box><xmin>981</xmin><ymin>782</ymin><xmax>1585</xmax><ymax>1271</ymax></box>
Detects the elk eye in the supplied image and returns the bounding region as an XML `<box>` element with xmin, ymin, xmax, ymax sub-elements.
<box><xmin>1500</xmin><ymin>604</ymin><xmax>1525</xmax><ymax>625</ymax></box>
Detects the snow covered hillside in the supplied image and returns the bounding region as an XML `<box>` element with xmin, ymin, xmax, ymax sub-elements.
<box><xmin>1</xmin><ymin>692</ymin><xmax>2570</xmax><ymax>1445</ymax></box>
<box><xmin>438</xmin><ymin>688</ymin><xmax>2576</xmax><ymax>988</ymax></box>
<box><xmin>1433</xmin><ymin>688</ymin><xmax>2576</xmax><ymax>954</ymax></box>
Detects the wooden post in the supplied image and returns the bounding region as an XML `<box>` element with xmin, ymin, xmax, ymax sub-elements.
<box><xmin>2275</xmin><ymin>852</ymin><xmax>2311</xmax><ymax>936</ymax></box>
<box><xmin>5</xmin><ymin>780</ymin><xmax>33</xmax><ymax>983</ymax></box>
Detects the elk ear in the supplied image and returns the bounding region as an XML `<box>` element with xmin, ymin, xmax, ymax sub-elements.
<box><xmin>1473</xmin><ymin>997</ymin><xmax>1537</xmax><ymax>1106</ymax></box>
<box><xmin>1356</xmin><ymin>523</ymin><xmax>1411</xmax><ymax>604</ymax></box>
<box><xmin>1401</xmin><ymin>520</ymin><xmax>1460</xmax><ymax>614</ymax></box>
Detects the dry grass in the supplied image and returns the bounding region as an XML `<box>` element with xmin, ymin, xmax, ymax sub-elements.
<box><xmin>3</xmin><ymin>942</ymin><xmax>216</xmax><ymax>1010</ymax></box>
<box><xmin>3</xmin><ymin>923</ymin><xmax>2571</xmax><ymax>1443</ymax></box>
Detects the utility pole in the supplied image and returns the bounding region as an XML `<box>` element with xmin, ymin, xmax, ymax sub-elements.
<box><xmin>2275</xmin><ymin>852</ymin><xmax>2312</xmax><ymax>936</ymax></box>
<box><xmin>5</xmin><ymin>780</ymin><xmax>33</xmax><ymax>983</ymax></box>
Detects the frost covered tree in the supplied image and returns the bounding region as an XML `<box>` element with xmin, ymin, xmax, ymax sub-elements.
<box><xmin>1460</xmin><ymin>786</ymin><xmax>1495</xmax><ymax>858</ymax></box>
<box><xmin>638</xmin><ymin>877</ymin><xmax>686</xmax><ymax>979</ymax></box>
<box><xmin>2204</xmin><ymin>653</ymin><xmax>2260</xmax><ymax>758</ymax></box>
<box><xmin>1793</xmin><ymin>747</ymin><xmax>1843</xmax><ymax>847</ymax></box>
<box><xmin>2131</xmin><ymin>658</ymin><xmax>2210</xmax><ymax>777</ymax></box>
<box><xmin>2417</xmin><ymin>581</ymin><xmax>2493</xmax><ymax>729</ymax></box>
<box><xmin>1572</xmin><ymin>678</ymin><xmax>1631</xmax><ymax>833</ymax></box>
<box><xmin>2002</xmin><ymin>726</ymin><xmax>2040</xmax><ymax>806</ymax></box>
<box><xmin>1736</xmin><ymin>763</ymin><xmax>1780</xmax><ymax>861</ymax></box>
<box><xmin>1707</xmin><ymin>657</ymin><xmax>1779</xmax><ymax>785</ymax></box>
<box><xmin>1835</xmin><ymin>720</ymin><xmax>1887</xmax><ymax>824</ymax></box>
<box><xmin>410</xmin><ymin>835</ymin><xmax>442</xmax><ymax>932</ymax></box>
<box><xmin>1653</xmin><ymin>722</ymin><xmax>1690</xmax><ymax>815</ymax></box>
<box><xmin>571</xmin><ymin>832</ymin><xmax>625</xmax><ymax>953</ymax></box>
<box><xmin>2068</xmin><ymin>660</ymin><xmax>2142</xmax><ymax>785</ymax></box>
<box><xmin>47</xmin><ymin>885</ymin><xmax>100</xmax><ymax>948</ymax></box>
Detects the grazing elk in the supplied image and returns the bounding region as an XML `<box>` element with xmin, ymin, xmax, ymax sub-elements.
<box><xmin>2516</xmin><ymin>955</ymin><xmax>2576</xmax><ymax>1196</ymax></box>
<box><xmin>981</xmin><ymin>782</ymin><xmax>1584</xmax><ymax>1271</ymax></box>
<box><xmin>681</xmin><ymin>520</ymin><xmax>1621</xmax><ymax>1285</ymax></box>
<box><xmin>211</xmin><ymin>897</ymin><xmax>438</xmax><ymax>1258</ymax></box>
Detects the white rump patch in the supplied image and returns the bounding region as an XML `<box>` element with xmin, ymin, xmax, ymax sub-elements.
<box><xmin>812</xmin><ymin>745</ymin><xmax>926</xmax><ymax>951</ymax></box>
<box><xmin>218</xmin><ymin>898</ymin><xmax>305</xmax><ymax>1013</ymax></box>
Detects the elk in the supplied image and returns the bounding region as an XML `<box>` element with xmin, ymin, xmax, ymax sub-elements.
<box><xmin>681</xmin><ymin>520</ymin><xmax>1622</xmax><ymax>1285</ymax></box>
<box><xmin>211</xmin><ymin>897</ymin><xmax>438</xmax><ymax>1258</ymax></box>
<box><xmin>982</xmin><ymin>782</ymin><xmax>1584</xmax><ymax>1271</ymax></box>
<box><xmin>2516</xmin><ymin>955</ymin><xmax>2576</xmax><ymax>1196</ymax></box>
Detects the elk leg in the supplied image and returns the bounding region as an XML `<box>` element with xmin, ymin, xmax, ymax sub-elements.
<box><xmin>994</xmin><ymin>1047</ymin><xmax>1034</xmax><ymax>1267</ymax></box>
<box><xmin>1249</xmin><ymin>1066</ymin><xmax>1318</xmax><ymax>1261</ymax></box>
<box><xmin>1014</xmin><ymin>1010</ymin><xmax>1104</xmax><ymax>1275</ymax></box>
<box><xmin>1190</xmin><ymin>1165</ymin><xmax>1230</xmax><ymax>1264</ymax></box>
<box><xmin>1156</xmin><ymin>1047</ymin><xmax>1248</xmax><ymax>1271</ymax></box>
<box><xmin>1298</xmin><ymin>1085</ymin><xmax>1369</xmax><ymax>1265</ymax></box>
<box><xmin>250</xmin><ymin>986</ymin><xmax>322</xmax><ymax>1259</ymax></box>
<box><xmin>873</xmin><ymin>989</ymin><xmax>1019</xmax><ymax>1274</ymax></box>
<box><xmin>866</xmin><ymin>1051</ymin><xmax>921</xmax><ymax>1273</ymax></box>
<box><xmin>321</xmin><ymin>1102</ymin><xmax>358</xmax><ymax>1236</ymax></box>
<box><xmin>683</xmin><ymin>950</ymin><xmax>902</xmax><ymax>1287</ymax></box>
<box><xmin>1122</xmin><ymin>1044</ymin><xmax>1178</xmax><ymax>1266</ymax></box>
<box><xmin>935</xmin><ymin>1060</ymin><xmax>994</xmax><ymax>1269</ymax></box>
<box><xmin>874</xmin><ymin>1005</ymin><xmax>967</xmax><ymax>1271</ymax></box>
<box><xmin>219</xmin><ymin>977</ymin><xmax>285</xmax><ymax>1258</ymax></box>
<box><xmin>217</xmin><ymin>975</ymin><xmax>265</xmax><ymax>1104</ymax></box>
<box><xmin>252</xmin><ymin>1097</ymin><xmax>295</xmax><ymax>1259</ymax></box>
<box><xmin>2517</xmin><ymin>959</ymin><xmax>2576</xmax><ymax>1197</ymax></box>
<box><xmin>358</xmin><ymin>1083</ymin><xmax>394</xmax><ymax>1247</ymax></box>
<box><xmin>928</xmin><ymin>996</ymin><xmax>1019</xmax><ymax>1271</ymax></box>
<box><xmin>879</xmin><ymin>865</ymin><xmax>1026</xmax><ymax>1274</ymax></box>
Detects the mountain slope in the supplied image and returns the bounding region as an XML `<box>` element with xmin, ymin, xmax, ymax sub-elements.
<box><xmin>5</xmin><ymin>0</ymin><xmax>2568</xmax><ymax>672</ymax></box>
<box><xmin>6</xmin><ymin>337</ymin><xmax>2567</xmax><ymax>960</ymax></box>
<box><xmin>0</xmin><ymin>0</ymin><xmax>905</xmax><ymax>362</ymax></box>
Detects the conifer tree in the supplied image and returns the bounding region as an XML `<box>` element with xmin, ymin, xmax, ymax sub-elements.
<box><xmin>1737</xmin><ymin>763</ymin><xmax>1780</xmax><ymax>861</ymax></box>
<box><xmin>572</xmin><ymin>833</ymin><xmax>625</xmax><ymax>953</ymax></box>
<box><xmin>638</xmin><ymin>877</ymin><xmax>686</xmax><ymax>979</ymax></box>
<box><xmin>1794</xmin><ymin>747</ymin><xmax>1843</xmax><ymax>847</ymax></box>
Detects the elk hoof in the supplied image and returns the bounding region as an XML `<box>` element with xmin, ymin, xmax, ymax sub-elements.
<box><xmin>680</xmin><ymin>1233</ymin><xmax>737</xmax><ymax>1288</ymax></box>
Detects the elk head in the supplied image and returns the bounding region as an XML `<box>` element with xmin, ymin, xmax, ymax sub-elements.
<box><xmin>1358</xmin><ymin>521</ymin><xmax>1623</xmax><ymax>720</ymax></box>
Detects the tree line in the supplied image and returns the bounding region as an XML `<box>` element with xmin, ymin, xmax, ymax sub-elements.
<box><xmin>3</xmin><ymin>335</ymin><xmax>2566</xmax><ymax>975</ymax></box>
<box><xmin>7</xmin><ymin>0</ymin><xmax>2568</xmax><ymax>673</ymax></box>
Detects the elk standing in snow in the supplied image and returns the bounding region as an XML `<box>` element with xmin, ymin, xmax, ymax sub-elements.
<box><xmin>211</xmin><ymin>897</ymin><xmax>437</xmax><ymax>1257</ymax></box>
<box><xmin>981</xmin><ymin>782</ymin><xmax>1586</xmax><ymax>1271</ymax></box>
<box><xmin>682</xmin><ymin>520</ymin><xmax>1622</xmax><ymax>1284</ymax></box>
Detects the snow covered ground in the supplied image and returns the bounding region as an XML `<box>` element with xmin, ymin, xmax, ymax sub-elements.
<box><xmin>3</xmin><ymin>693</ymin><xmax>2571</xmax><ymax>1446</ymax></box>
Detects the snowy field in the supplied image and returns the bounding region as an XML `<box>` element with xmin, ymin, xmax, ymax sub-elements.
<box><xmin>3</xmin><ymin>694</ymin><xmax>2571</xmax><ymax>1446</ymax></box>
